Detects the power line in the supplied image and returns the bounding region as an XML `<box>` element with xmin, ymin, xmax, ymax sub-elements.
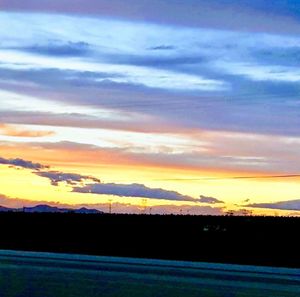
<box><xmin>150</xmin><ymin>174</ymin><xmax>300</xmax><ymax>181</ymax></box>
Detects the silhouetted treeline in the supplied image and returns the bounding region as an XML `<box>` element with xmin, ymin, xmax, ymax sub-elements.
<box><xmin>0</xmin><ymin>213</ymin><xmax>299</xmax><ymax>268</ymax></box>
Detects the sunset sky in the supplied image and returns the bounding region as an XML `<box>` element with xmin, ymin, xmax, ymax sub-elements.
<box><xmin>0</xmin><ymin>0</ymin><xmax>300</xmax><ymax>215</ymax></box>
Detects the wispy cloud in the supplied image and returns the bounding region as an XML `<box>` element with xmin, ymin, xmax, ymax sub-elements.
<box><xmin>21</xmin><ymin>41</ymin><xmax>91</xmax><ymax>57</ymax></box>
<box><xmin>246</xmin><ymin>199</ymin><xmax>300</xmax><ymax>211</ymax></box>
<box><xmin>35</xmin><ymin>171</ymin><xmax>100</xmax><ymax>186</ymax></box>
<box><xmin>1</xmin><ymin>11</ymin><xmax>299</xmax><ymax>139</ymax></box>
<box><xmin>148</xmin><ymin>45</ymin><xmax>176</xmax><ymax>51</ymax></box>
<box><xmin>0</xmin><ymin>155</ymin><xmax>100</xmax><ymax>186</ymax></box>
<box><xmin>0</xmin><ymin>124</ymin><xmax>55</xmax><ymax>138</ymax></box>
<box><xmin>216</xmin><ymin>62</ymin><xmax>300</xmax><ymax>83</ymax></box>
<box><xmin>170</xmin><ymin>175</ymin><xmax>300</xmax><ymax>181</ymax></box>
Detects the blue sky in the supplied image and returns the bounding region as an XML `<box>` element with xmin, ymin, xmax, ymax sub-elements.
<box><xmin>1</xmin><ymin>10</ymin><xmax>300</xmax><ymax>136</ymax></box>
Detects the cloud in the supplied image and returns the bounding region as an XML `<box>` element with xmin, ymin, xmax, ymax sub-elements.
<box><xmin>216</xmin><ymin>62</ymin><xmax>300</xmax><ymax>83</ymax></box>
<box><xmin>148</xmin><ymin>45</ymin><xmax>176</xmax><ymax>50</ymax></box>
<box><xmin>2</xmin><ymin>135</ymin><xmax>300</xmax><ymax>179</ymax></box>
<box><xmin>0</xmin><ymin>58</ymin><xmax>225</xmax><ymax>92</ymax></box>
<box><xmin>2</xmin><ymin>11</ymin><xmax>300</xmax><ymax>140</ymax></box>
<box><xmin>73</xmin><ymin>182</ymin><xmax>197</xmax><ymax>202</ymax></box>
<box><xmin>0</xmin><ymin>109</ymin><xmax>190</xmax><ymax>135</ymax></box>
<box><xmin>1</xmin><ymin>0</ymin><xmax>300</xmax><ymax>35</ymax></box>
<box><xmin>0</xmin><ymin>156</ymin><xmax>48</xmax><ymax>170</ymax></box>
<box><xmin>0</xmin><ymin>11</ymin><xmax>300</xmax><ymax>185</ymax></box>
<box><xmin>199</xmin><ymin>195</ymin><xmax>224</xmax><ymax>204</ymax></box>
<box><xmin>104</xmin><ymin>53</ymin><xmax>206</xmax><ymax>68</ymax></box>
<box><xmin>0</xmin><ymin>193</ymin><xmax>39</xmax><ymax>208</ymax></box>
<box><xmin>0</xmin><ymin>13</ymin><xmax>228</xmax><ymax>92</ymax></box>
<box><xmin>0</xmin><ymin>155</ymin><xmax>100</xmax><ymax>187</ymax></box>
<box><xmin>35</xmin><ymin>170</ymin><xmax>100</xmax><ymax>186</ymax></box>
<box><xmin>254</xmin><ymin>47</ymin><xmax>300</xmax><ymax>68</ymax></box>
<box><xmin>21</xmin><ymin>41</ymin><xmax>91</xmax><ymax>57</ymax></box>
<box><xmin>0</xmin><ymin>124</ymin><xmax>55</xmax><ymax>138</ymax></box>
<box><xmin>246</xmin><ymin>199</ymin><xmax>300</xmax><ymax>211</ymax></box>
<box><xmin>0</xmin><ymin>154</ymin><xmax>203</xmax><ymax>203</ymax></box>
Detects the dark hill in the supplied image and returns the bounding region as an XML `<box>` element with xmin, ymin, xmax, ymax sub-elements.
<box><xmin>0</xmin><ymin>213</ymin><xmax>299</xmax><ymax>268</ymax></box>
<box><xmin>0</xmin><ymin>205</ymin><xmax>103</xmax><ymax>214</ymax></box>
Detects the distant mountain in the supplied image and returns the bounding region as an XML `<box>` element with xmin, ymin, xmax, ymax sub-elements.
<box><xmin>74</xmin><ymin>207</ymin><xmax>101</xmax><ymax>214</ymax></box>
<box><xmin>0</xmin><ymin>206</ymin><xmax>13</xmax><ymax>212</ymax></box>
<box><xmin>0</xmin><ymin>204</ymin><xmax>104</xmax><ymax>214</ymax></box>
<box><xmin>23</xmin><ymin>205</ymin><xmax>67</xmax><ymax>213</ymax></box>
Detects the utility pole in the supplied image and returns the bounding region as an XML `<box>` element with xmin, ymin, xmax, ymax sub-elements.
<box><xmin>141</xmin><ymin>199</ymin><xmax>147</xmax><ymax>214</ymax></box>
<box><xmin>108</xmin><ymin>199</ymin><xmax>113</xmax><ymax>214</ymax></box>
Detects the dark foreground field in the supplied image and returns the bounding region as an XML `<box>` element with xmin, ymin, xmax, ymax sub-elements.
<box><xmin>0</xmin><ymin>213</ymin><xmax>299</xmax><ymax>268</ymax></box>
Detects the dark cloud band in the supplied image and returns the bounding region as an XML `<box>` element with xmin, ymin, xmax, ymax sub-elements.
<box><xmin>246</xmin><ymin>199</ymin><xmax>300</xmax><ymax>211</ymax></box>
<box><xmin>73</xmin><ymin>183</ymin><xmax>197</xmax><ymax>202</ymax></box>
<box><xmin>0</xmin><ymin>157</ymin><xmax>47</xmax><ymax>170</ymax></box>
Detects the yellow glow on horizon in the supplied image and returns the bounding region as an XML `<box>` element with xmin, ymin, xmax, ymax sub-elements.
<box><xmin>1</xmin><ymin>161</ymin><xmax>300</xmax><ymax>216</ymax></box>
<box><xmin>1</xmin><ymin>129</ymin><xmax>300</xmax><ymax>216</ymax></box>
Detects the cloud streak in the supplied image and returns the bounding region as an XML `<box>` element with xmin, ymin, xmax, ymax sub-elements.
<box><xmin>199</xmin><ymin>195</ymin><xmax>224</xmax><ymax>204</ymax></box>
<box><xmin>246</xmin><ymin>199</ymin><xmax>300</xmax><ymax>211</ymax></box>
<box><xmin>22</xmin><ymin>41</ymin><xmax>91</xmax><ymax>57</ymax></box>
<box><xmin>35</xmin><ymin>171</ymin><xmax>101</xmax><ymax>186</ymax></box>
<box><xmin>0</xmin><ymin>124</ymin><xmax>55</xmax><ymax>138</ymax></box>
<box><xmin>1</xmin><ymin>0</ymin><xmax>300</xmax><ymax>34</ymax></box>
<box><xmin>1</xmin><ymin>11</ymin><xmax>300</xmax><ymax>139</ymax></box>
<box><xmin>0</xmin><ymin>156</ymin><xmax>47</xmax><ymax>170</ymax></box>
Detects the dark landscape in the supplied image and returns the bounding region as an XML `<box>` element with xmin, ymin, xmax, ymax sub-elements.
<box><xmin>0</xmin><ymin>212</ymin><xmax>299</xmax><ymax>268</ymax></box>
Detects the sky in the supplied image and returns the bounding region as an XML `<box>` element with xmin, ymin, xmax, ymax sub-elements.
<box><xmin>0</xmin><ymin>0</ymin><xmax>300</xmax><ymax>215</ymax></box>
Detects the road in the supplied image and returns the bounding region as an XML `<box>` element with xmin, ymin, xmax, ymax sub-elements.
<box><xmin>0</xmin><ymin>250</ymin><xmax>299</xmax><ymax>296</ymax></box>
